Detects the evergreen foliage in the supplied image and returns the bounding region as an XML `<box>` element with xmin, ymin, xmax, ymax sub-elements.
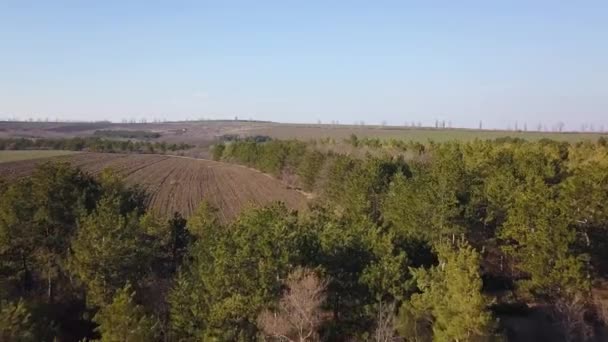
<box><xmin>0</xmin><ymin>137</ymin><xmax>192</xmax><ymax>154</ymax></box>
<box><xmin>0</xmin><ymin>299</ymin><xmax>35</xmax><ymax>341</ymax></box>
<box><xmin>2</xmin><ymin>137</ymin><xmax>608</xmax><ymax>341</ymax></box>
<box><xmin>398</xmin><ymin>241</ymin><xmax>494</xmax><ymax>342</ymax></box>
<box><xmin>93</xmin><ymin>284</ymin><xmax>159</xmax><ymax>342</ymax></box>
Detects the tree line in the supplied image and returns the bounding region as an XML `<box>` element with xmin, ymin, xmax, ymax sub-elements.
<box><xmin>0</xmin><ymin>162</ymin><xmax>497</xmax><ymax>341</ymax></box>
<box><xmin>2</xmin><ymin>136</ymin><xmax>608</xmax><ymax>340</ymax></box>
<box><xmin>211</xmin><ymin>136</ymin><xmax>608</xmax><ymax>340</ymax></box>
<box><xmin>0</xmin><ymin>137</ymin><xmax>193</xmax><ymax>154</ymax></box>
<box><xmin>93</xmin><ymin>130</ymin><xmax>162</xmax><ymax>139</ymax></box>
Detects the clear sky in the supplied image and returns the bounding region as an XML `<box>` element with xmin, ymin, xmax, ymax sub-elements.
<box><xmin>1</xmin><ymin>1</ymin><xmax>607</xmax><ymax>130</ymax></box>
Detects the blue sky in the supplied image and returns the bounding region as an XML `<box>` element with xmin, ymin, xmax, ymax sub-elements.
<box><xmin>1</xmin><ymin>1</ymin><xmax>607</xmax><ymax>129</ymax></box>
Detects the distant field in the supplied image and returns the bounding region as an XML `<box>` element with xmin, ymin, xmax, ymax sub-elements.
<box><xmin>0</xmin><ymin>152</ymin><xmax>306</xmax><ymax>222</ymax></box>
<box><xmin>1</xmin><ymin>120</ymin><xmax>606</xmax><ymax>144</ymax></box>
<box><xmin>0</xmin><ymin>150</ymin><xmax>77</xmax><ymax>163</ymax></box>
<box><xmin>244</xmin><ymin>125</ymin><xmax>608</xmax><ymax>143</ymax></box>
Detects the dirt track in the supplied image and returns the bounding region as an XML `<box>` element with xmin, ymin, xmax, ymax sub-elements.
<box><xmin>0</xmin><ymin>152</ymin><xmax>307</xmax><ymax>222</ymax></box>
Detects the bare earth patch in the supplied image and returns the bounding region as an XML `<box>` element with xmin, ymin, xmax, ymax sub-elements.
<box><xmin>0</xmin><ymin>152</ymin><xmax>307</xmax><ymax>223</ymax></box>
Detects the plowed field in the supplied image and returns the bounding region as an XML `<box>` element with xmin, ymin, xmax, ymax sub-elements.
<box><xmin>0</xmin><ymin>153</ymin><xmax>307</xmax><ymax>222</ymax></box>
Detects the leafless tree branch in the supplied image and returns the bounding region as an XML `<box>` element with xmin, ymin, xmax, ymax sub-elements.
<box><xmin>258</xmin><ymin>267</ymin><xmax>328</xmax><ymax>342</ymax></box>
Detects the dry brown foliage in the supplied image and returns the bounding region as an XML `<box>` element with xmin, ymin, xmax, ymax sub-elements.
<box><xmin>551</xmin><ymin>296</ymin><xmax>594</xmax><ymax>342</ymax></box>
<box><xmin>593</xmin><ymin>294</ymin><xmax>608</xmax><ymax>338</ymax></box>
<box><xmin>592</xmin><ymin>284</ymin><xmax>608</xmax><ymax>322</ymax></box>
<box><xmin>258</xmin><ymin>267</ymin><xmax>328</xmax><ymax>342</ymax></box>
<box><xmin>372</xmin><ymin>301</ymin><xmax>397</xmax><ymax>342</ymax></box>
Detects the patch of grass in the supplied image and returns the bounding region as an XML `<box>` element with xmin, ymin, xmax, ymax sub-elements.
<box><xmin>0</xmin><ymin>150</ymin><xmax>78</xmax><ymax>163</ymax></box>
<box><xmin>248</xmin><ymin>125</ymin><xmax>608</xmax><ymax>143</ymax></box>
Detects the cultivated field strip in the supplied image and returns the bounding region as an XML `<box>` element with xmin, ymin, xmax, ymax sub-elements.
<box><xmin>0</xmin><ymin>153</ymin><xmax>306</xmax><ymax>222</ymax></box>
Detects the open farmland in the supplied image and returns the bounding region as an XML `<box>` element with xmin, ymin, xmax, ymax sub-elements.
<box><xmin>243</xmin><ymin>124</ymin><xmax>608</xmax><ymax>143</ymax></box>
<box><xmin>0</xmin><ymin>150</ymin><xmax>78</xmax><ymax>163</ymax></box>
<box><xmin>2</xmin><ymin>120</ymin><xmax>607</xmax><ymax>145</ymax></box>
<box><xmin>0</xmin><ymin>152</ymin><xmax>306</xmax><ymax>222</ymax></box>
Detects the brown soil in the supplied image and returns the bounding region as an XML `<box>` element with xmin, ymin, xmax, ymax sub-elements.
<box><xmin>0</xmin><ymin>152</ymin><xmax>307</xmax><ymax>223</ymax></box>
<box><xmin>2</xmin><ymin>120</ymin><xmax>606</xmax><ymax>145</ymax></box>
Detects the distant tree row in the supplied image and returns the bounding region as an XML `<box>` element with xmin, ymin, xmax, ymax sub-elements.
<box><xmin>213</xmin><ymin>139</ymin><xmax>320</xmax><ymax>190</ymax></box>
<box><xmin>93</xmin><ymin>130</ymin><xmax>161</xmax><ymax>139</ymax></box>
<box><xmin>218</xmin><ymin>134</ymin><xmax>272</xmax><ymax>143</ymax></box>
<box><xmin>0</xmin><ymin>137</ymin><xmax>192</xmax><ymax>154</ymax></box>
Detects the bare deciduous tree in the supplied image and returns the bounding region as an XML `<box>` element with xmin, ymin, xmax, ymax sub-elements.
<box><xmin>258</xmin><ymin>268</ymin><xmax>328</xmax><ymax>342</ymax></box>
<box><xmin>551</xmin><ymin>296</ymin><xmax>593</xmax><ymax>342</ymax></box>
<box><xmin>593</xmin><ymin>295</ymin><xmax>608</xmax><ymax>326</ymax></box>
<box><xmin>373</xmin><ymin>301</ymin><xmax>396</xmax><ymax>342</ymax></box>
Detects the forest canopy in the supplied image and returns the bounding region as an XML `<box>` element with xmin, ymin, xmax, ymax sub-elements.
<box><xmin>2</xmin><ymin>136</ymin><xmax>608</xmax><ymax>341</ymax></box>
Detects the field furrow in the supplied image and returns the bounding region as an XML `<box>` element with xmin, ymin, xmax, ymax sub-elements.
<box><xmin>0</xmin><ymin>152</ymin><xmax>306</xmax><ymax>223</ymax></box>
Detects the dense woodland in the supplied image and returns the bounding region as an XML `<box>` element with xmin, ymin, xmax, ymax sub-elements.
<box><xmin>0</xmin><ymin>137</ymin><xmax>192</xmax><ymax>154</ymax></box>
<box><xmin>2</xmin><ymin>136</ymin><xmax>608</xmax><ymax>341</ymax></box>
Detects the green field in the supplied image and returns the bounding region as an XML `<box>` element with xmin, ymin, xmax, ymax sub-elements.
<box><xmin>246</xmin><ymin>124</ymin><xmax>608</xmax><ymax>143</ymax></box>
<box><xmin>0</xmin><ymin>150</ymin><xmax>77</xmax><ymax>163</ymax></box>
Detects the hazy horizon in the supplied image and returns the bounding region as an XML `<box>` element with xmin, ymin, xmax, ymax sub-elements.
<box><xmin>1</xmin><ymin>1</ymin><xmax>607</xmax><ymax>130</ymax></box>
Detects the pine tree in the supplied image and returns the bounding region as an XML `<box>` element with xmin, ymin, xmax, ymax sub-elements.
<box><xmin>70</xmin><ymin>196</ymin><xmax>151</xmax><ymax>307</ymax></box>
<box><xmin>185</xmin><ymin>201</ymin><xmax>220</xmax><ymax>239</ymax></box>
<box><xmin>384</xmin><ymin>143</ymin><xmax>466</xmax><ymax>242</ymax></box>
<box><xmin>0</xmin><ymin>162</ymin><xmax>98</xmax><ymax>302</ymax></box>
<box><xmin>297</xmin><ymin>150</ymin><xmax>326</xmax><ymax>191</ymax></box>
<box><xmin>560</xmin><ymin>154</ymin><xmax>608</xmax><ymax>258</ymax></box>
<box><xmin>398</xmin><ymin>241</ymin><xmax>494</xmax><ymax>341</ymax></box>
<box><xmin>93</xmin><ymin>284</ymin><xmax>158</xmax><ymax>341</ymax></box>
<box><xmin>0</xmin><ymin>299</ymin><xmax>35</xmax><ymax>341</ymax></box>
<box><xmin>299</xmin><ymin>206</ymin><xmax>411</xmax><ymax>339</ymax></box>
<box><xmin>500</xmin><ymin>177</ymin><xmax>590</xmax><ymax>300</ymax></box>
<box><xmin>169</xmin><ymin>203</ymin><xmax>299</xmax><ymax>340</ymax></box>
